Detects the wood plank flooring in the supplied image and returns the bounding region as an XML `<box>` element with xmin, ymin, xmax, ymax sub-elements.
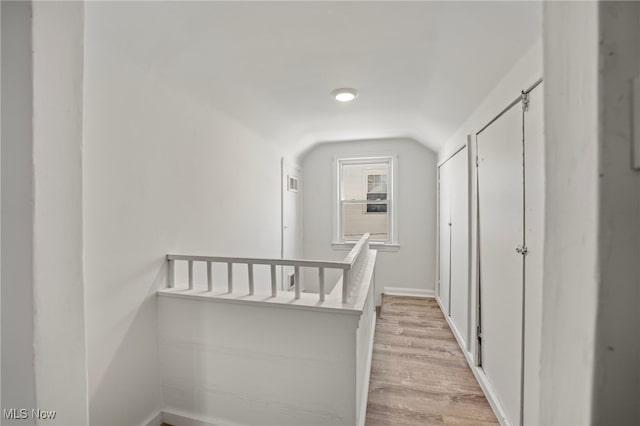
<box><xmin>365</xmin><ymin>295</ymin><xmax>497</xmax><ymax>426</ymax></box>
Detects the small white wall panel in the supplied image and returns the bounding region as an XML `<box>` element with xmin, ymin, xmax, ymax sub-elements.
<box><xmin>477</xmin><ymin>103</ymin><xmax>524</xmax><ymax>426</ymax></box>
<box><xmin>159</xmin><ymin>298</ymin><xmax>359</xmax><ymax>425</ymax></box>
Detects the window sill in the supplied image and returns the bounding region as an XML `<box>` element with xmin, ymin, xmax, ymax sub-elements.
<box><xmin>331</xmin><ymin>241</ymin><xmax>400</xmax><ymax>252</ymax></box>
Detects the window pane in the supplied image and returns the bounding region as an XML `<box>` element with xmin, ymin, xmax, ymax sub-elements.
<box><xmin>369</xmin><ymin>182</ymin><xmax>386</xmax><ymax>193</ymax></box>
<box><xmin>341</xmin><ymin>163</ymin><xmax>389</xmax><ymax>200</ymax></box>
<box><xmin>339</xmin><ymin>160</ymin><xmax>390</xmax><ymax>242</ymax></box>
<box><xmin>343</xmin><ymin>202</ymin><xmax>388</xmax><ymax>241</ymax></box>
<box><xmin>366</xmin><ymin>193</ymin><xmax>387</xmax><ymax>201</ymax></box>
<box><xmin>366</xmin><ymin>204</ymin><xmax>387</xmax><ymax>213</ymax></box>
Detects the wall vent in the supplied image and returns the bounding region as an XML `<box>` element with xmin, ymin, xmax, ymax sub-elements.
<box><xmin>287</xmin><ymin>176</ymin><xmax>299</xmax><ymax>192</ymax></box>
<box><xmin>287</xmin><ymin>272</ymin><xmax>295</xmax><ymax>290</ymax></box>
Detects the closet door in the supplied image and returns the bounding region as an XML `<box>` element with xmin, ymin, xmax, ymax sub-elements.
<box><xmin>448</xmin><ymin>149</ymin><xmax>469</xmax><ymax>346</ymax></box>
<box><xmin>438</xmin><ymin>163</ymin><xmax>451</xmax><ymax>314</ymax></box>
<box><xmin>477</xmin><ymin>103</ymin><xmax>524</xmax><ymax>426</ymax></box>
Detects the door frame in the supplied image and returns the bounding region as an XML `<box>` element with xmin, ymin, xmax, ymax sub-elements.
<box><xmin>437</xmin><ymin>145</ymin><xmax>471</xmax><ymax>350</ymax></box>
<box><xmin>281</xmin><ymin>158</ymin><xmax>302</xmax><ymax>290</ymax></box>
<box><xmin>436</xmin><ymin>145</ymin><xmax>467</xmax><ymax>312</ymax></box>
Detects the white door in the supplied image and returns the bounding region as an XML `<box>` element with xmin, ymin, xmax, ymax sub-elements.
<box><xmin>523</xmin><ymin>83</ymin><xmax>544</xmax><ymax>426</ymax></box>
<box><xmin>477</xmin><ymin>102</ymin><xmax>524</xmax><ymax>426</ymax></box>
<box><xmin>438</xmin><ymin>163</ymin><xmax>452</xmax><ymax>314</ymax></box>
<box><xmin>449</xmin><ymin>148</ymin><xmax>469</xmax><ymax>347</ymax></box>
<box><xmin>282</xmin><ymin>160</ymin><xmax>303</xmax><ymax>290</ymax></box>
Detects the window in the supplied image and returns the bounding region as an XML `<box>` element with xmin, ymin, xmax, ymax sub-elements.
<box><xmin>365</xmin><ymin>172</ymin><xmax>388</xmax><ymax>213</ymax></box>
<box><xmin>337</xmin><ymin>157</ymin><xmax>394</xmax><ymax>243</ymax></box>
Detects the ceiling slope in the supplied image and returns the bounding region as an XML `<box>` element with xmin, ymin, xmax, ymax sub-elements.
<box><xmin>86</xmin><ymin>1</ymin><xmax>542</xmax><ymax>155</ymax></box>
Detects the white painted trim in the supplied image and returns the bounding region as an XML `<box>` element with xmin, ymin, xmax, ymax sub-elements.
<box><xmin>383</xmin><ymin>287</ymin><xmax>434</xmax><ymax>298</ymax></box>
<box><xmin>332</xmin><ymin>241</ymin><xmax>400</xmax><ymax>252</ymax></box>
<box><xmin>435</xmin><ymin>296</ymin><xmax>510</xmax><ymax>426</ymax></box>
<box><xmin>469</xmin><ymin>359</ymin><xmax>511</xmax><ymax>426</ymax></box>
<box><xmin>158</xmin><ymin>287</ymin><xmax>363</xmax><ymax>316</ymax></box>
<box><xmin>142</xmin><ymin>410</ymin><xmax>163</xmax><ymax>426</ymax></box>
<box><xmin>162</xmin><ymin>408</ymin><xmax>239</xmax><ymax>426</ymax></box>
<box><xmin>167</xmin><ymin>254</ymin><xmax>349</xmax><ymax>269</ymax></box>
<box><xmin>437</xmin><ymin>143</ymin><xmax>467</xmax><ymax>168</ymax></box>
<box><xmin>357</xmin><ymin>313</ymin><xmax>377</xmax><ymax>426</ymax></box>
<box><xmin>447</xmin><ymin>308</ymin><xmax>468</xmax><ymax>351</ymax></box>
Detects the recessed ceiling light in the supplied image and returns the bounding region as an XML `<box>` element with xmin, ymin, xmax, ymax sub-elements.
<box><xmin>331</xmin><ymin>88</ymin><xmax>359</xmax><ymax>102</ymax></box>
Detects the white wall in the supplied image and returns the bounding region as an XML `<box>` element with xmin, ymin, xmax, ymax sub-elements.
<box><xmin>439</xmin><ymin>39</ymin><xmax>542</xmax><ymax>162</ymax></box>
<box><xmin>83</xmin><ymin>4</ymin><xmax>286</xmax><ymax>424</ymax></box>
<box><xmin>593</xmin><ymin>3</ymin><xmax>640</xmax><ymax>424</ymax></box>
<box><xmin>540</xmin><ymin>3</ymin><xmax>600</xmax><ymax>425</ymax></box>
<box><xmin>1</xmin><ymin>2</ymin><xmax>36</xmax><ymax>422</ymax></box>
<box><xmin>302</xmin><ymin>138</ymin><xmax>437</xmax><ymax>299</ymax></box>
<box><xmin>31</xmin><ymin>3</ymin><xmax>89</xmax><ymax>424</ymax></box>
<box><xmin>2</xmin><ymin>4</ymin><xmax>89</xmax><ymax>424</ymax></box>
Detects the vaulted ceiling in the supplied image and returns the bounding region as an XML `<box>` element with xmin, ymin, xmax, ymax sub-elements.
<box><xmin>88</xmin><ymin>1</ymin><xmax>541</xmax><ymax>155</ymax></box>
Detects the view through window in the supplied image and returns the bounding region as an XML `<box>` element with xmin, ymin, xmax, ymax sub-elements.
<box><xmin>338</xmin><ymin>158</ymin><xmax>391</xmax><ymax>242</ymax></box>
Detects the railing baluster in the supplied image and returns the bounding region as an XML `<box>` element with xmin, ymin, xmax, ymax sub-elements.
<box><xmin>342</xmin><ymin>268</ymin><xmax>350</xmax><ymax>303</ymax></box>
<box><xmin>270</xmin><ymin>265</ymin><xmax>277</xmax><ymax>297</ymax></box>
<box><xmin>294</xmin><ymin>266</ymin><xmax>300</xmax><ymax>299</ymax></box>
<box><xmin>207</xmin><ymin>261</ymin><xmax>213</xmax><ymax>291</ymax></box>
<box><xmin>166</xmin><ymin>234</ymin><xmax>369</xmax><ymax>301</ymax></box>
<box><xmin>167</xmin><ymin>259</ymin><xmax>175</xmax><ymax>288</ymax></box>
<box><xmin>318</xmin><ymin>267</ymin><xmax>325</xmax><ymax>302</ymax></box>
<box><xmin>248</xmin><ymin>263</ymin><xmax>254</xmax><ymax>295</ymax></box>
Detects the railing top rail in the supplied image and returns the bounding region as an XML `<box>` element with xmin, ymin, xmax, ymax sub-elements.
<box><xmin>343</xmin><ymin>233</ymin><xmax>370</xmax><ymax>265</ymax></box>
<box><xmin>166</xmin><ymin>254</ymin><xmax>350</xmax><ymax>270</ymax></box>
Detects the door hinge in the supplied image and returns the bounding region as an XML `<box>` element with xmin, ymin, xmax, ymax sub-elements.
<box><xmin>515</xmin><ymin>245</ymin><xmax>529</xmax><ymax>256</ymax></box>
<box><xmin>477</xmin><ymin>326</ymin><xmax>482</xmax><ymax>341</ymax></box>
<box><xmin>522</xmin><ymin>91</ymin><xmax>530</xmax><ymax>112</ymax></box>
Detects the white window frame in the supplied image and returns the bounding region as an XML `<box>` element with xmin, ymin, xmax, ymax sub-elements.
<box><xmin>333</xmin><ymin>156</ymin><xmax>399</xmax><ymax>251</ymax></box>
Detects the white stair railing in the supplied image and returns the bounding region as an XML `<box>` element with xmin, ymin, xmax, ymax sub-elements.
<box><xmin>166</xmin><ymin>233</ymin><xmax>370</xmax><ymax>304</ymax></box>
<box><xmin>342</xmin><ymin>234</ymin><xmax>370</xmax><ymax>302</ymax></box>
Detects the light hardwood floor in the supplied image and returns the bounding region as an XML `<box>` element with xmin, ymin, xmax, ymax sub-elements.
<box><xmin>365</xmin><ymin>295</ymin><xmax>498</xmax><ymax>426</ymax></box>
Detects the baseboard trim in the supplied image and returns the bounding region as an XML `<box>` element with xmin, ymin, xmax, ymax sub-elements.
<box><xmin>357</xmin><ymin>311</ymin><xmax>377</xmax><ymax>426</ymax></box>
<box><xmin>162</xmin><ymin>409</ymin><xmax>239</xmax><ymax>426</ymax></box>
<box><xmin>142</xmin><ymin>410</ymin><xmax>163</xmax><ymax>426</ymax></box>
<box><xmin>383</xmin><ymin>287</ymin><xmax>435</xmax><ymax>298</ymax></box>
<box><xmin>435</xmin><ymin>296</ymin><xmax>510</xmax><ymax>426</ymax></box>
